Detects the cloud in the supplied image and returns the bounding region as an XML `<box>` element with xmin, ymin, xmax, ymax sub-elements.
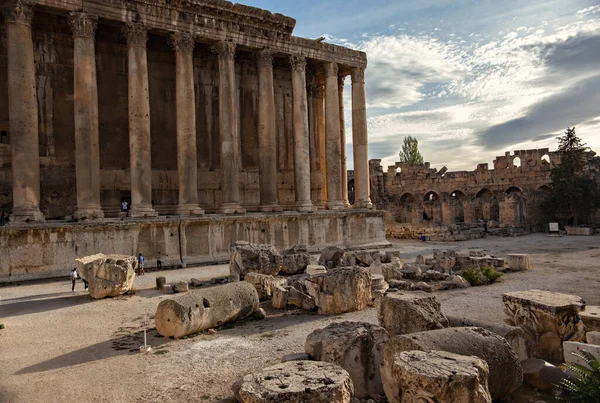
<box><xmin>577</xmin><ymin>5</ymin><xmax>600</xmax><ymax>16</ymax></box>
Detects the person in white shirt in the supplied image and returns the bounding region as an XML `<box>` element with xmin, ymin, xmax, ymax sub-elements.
<box><xmin>121</xmin><ymin>200</ymin><xmax>129</xmax><ymax>217</ymax></box>
<box><xmin>70</xmin><ymin>268</ymin><xmax>78</xmax><ymax>292</ymax></box>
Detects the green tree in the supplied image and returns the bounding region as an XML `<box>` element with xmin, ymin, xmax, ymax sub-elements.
<box><xmin>398</xmin><ymin>136</ymin><xmax>424</xmax><ymax>165</ymax></box>
<box><xmin>542</xmin><ymin>127</ymin><xmax>600</xmax><ymax>226</ymax></box>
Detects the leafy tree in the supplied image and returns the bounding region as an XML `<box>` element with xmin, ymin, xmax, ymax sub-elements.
<box><xmin>542</xmin><ymin>127</ymin><xmax>600</xmax><ymax>226</ymax></box>
<box><xmin>398</xmin><ymin>136</ymin><xmax>424</xmax><ymax>165</ymax></box>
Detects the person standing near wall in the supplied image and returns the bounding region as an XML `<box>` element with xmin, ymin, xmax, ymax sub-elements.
<box><xmin>70</xmin><ymin>268</ymin><xmax>78</xmax><ymax>292</ymax></box>
<box><xmin>0</xmin><ymin>210</ymin><xmax>6</xmax><ymax>226</ymax></box>
<box><xmin>138</xmin><ymin>253</ymin><xmax>145</xmax><ymax>275</ymax></box>
<box><xmin>156</xmin><ymin>252</ymin><xmax>162</xmax><ymax>270</ymax></box>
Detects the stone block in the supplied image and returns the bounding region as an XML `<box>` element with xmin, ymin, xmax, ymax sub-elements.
<box><xmin>580</xmin><ymin>305</ymin><xmax>600</xmax><ymax>332</ymax></box>
<box><xmin>318</xmin><ymin>246</ymin><xmax>345</xmax><ymax>269</ymax></box>
<box><xmin>305</xmin><ymin>321</ymin><xmax>389</xmax><ymax>399</ymax></box>
<box><xmin>586</xmin><ymin>331</ymin><xmax>600</xmax><ymax>345</ymax></box>
<box><xmin>282</xmin><ymin>353</ymin><xmax>310</xmax><ymax>362</ymax></box>
<box><xmin>507</xmin><ymin>254</ymin><xmax>531</xmax><ymax>271</ymax></box>
<box><xmin>272</xmin><ymin>285</ymin><xmax>289</xmax><ymax>309</ymax></box>
<box><xmin>377</xmin><ymin>291</ymin><xmax>448</xmax><ymax>336</ymax></box>
<box><xmin>355</xmin><ymin>250</ymin><xmax>374</xmax><ymax>267</ymax></box>
<box><xmin>305</xmin><ymin>267</ymin><xmax>372</xmax><ymax>314</ymax></box>
<box><xmin>521</xmin><ymin>358</ymin><xmax>565</xmax><ymax>391</ymax></box>
<box><xmin>172</xmin><ymin>281</ymin><xmax>189</xmax><ymax>293</ymax></box>
<box><xmin>503</xmin><ymin>289</ymin><xmax>586</xmax><ymax>361</ymax></box>
<box><xmin>380</xmin><ymin>258</ymin><xmax>403</xmax><ymax>282</ymax></box>
<box><xmin>161</xmin><ymin>285</ymin><xmax>174</xmax><ymax>294</ymax></box>
<box><xmin>232</xmin><ymin>361</ymin><xmax>354</xmax><ymax>403</ymax></box>
<box><xmin>387</xmin><ymin>280</ymin><xmax>414</xmax><ymax>291</ymax></box>
<box><xmin>244</xmin><ymin>272</ymin><xmax>286</xmax><ymax>301</ymax></box>
<box><xmin>384</xmin><ymin>250</ymin><xmax>401</xmax><ymax>263</ymax></box>
<box><xmin>383</xmin><ymin>327</ymin><xmax>523</xmax><ymax>400</ymax></box>
<box><xmin>563</xmin><ymin>341</ymin><xmax>600</xmax><ymax>368</ymax></box>
<box><xmin>306</xmin><ymin>264</ymin><xmax>327</xmax><ymax>277</ymax></box>
<box><xmin>156</xmin><ymin>276</ymin><xmax>166</xmax><ymax>290</ymax></box>
<box><xmin>287</xmin><ymin>286</ymin><xmax>316</xmax><ymax>311</ymax></box>
<box><xmin>76</xmin><ymin>253</ymin><xmax>136</xmax><ymax>299</ymax></box>
<box><xmin>423</xmin><ymin>270</ymin><xmax>447</xmax><ymax>281</ymax></box>
<box><xmin>565</xmin><ymin>226</ymin><xmax>594</xmax><ymax>236</ymax></box>
<box><xmin>371</xmin><ymin>274</ymin><xmax>389</xmax><ymax>295</ymax></box>
<box><xmin>400</xmin><ymin>263</ymin><xmax>421</xmax><ymax>279</ymax></box>
<box><xmin>229</xmin><ymin>241</ymin><xmax>283</xmax><ymax>279</ymax></box>
<box><xmin>281</xmin><ymin>245</ymin><xmax>311</xmax><ymax>275</ymax></box>
<box><xmin>381</xmin><ymin>350</ymin><xmax>492</xmax><ymax>403</ymax></box>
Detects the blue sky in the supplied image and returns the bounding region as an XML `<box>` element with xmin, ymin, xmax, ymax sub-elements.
<box><xmin>241</xmin><ymin>1</ymin><xmax>600</xmax><ymax>170</ymax></box>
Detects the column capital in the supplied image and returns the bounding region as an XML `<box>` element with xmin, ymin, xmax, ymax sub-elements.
<box><xmin>69</xmin><ymin>12</ymin><xmax>98</xmax><ymax>39</ymax></box>
<box><xmin>211</xmin><ymin>41</ymin><xmax>236</xmax><ymax>60</ymax></box>
<box><xmin>316</xmin><ymin>83</ymin><xmax>325</xmax><ymax>99</ymax></box>
<box><xmin>169</xmin><ymin>32</ymin><xmax>195</xmax><ymax>55</ymax></box>
<box><xmin>323</xmin><ymin>62</ymin><xmax>339</xmax><ymax>78</ymax></box>
<box><xmin>3</xmin><ymin>0</ymin><xmax>34</xmax><ymax>27</ymax></box>
<box><xmin>125</xmin><ymin>22</ymin><xmax>148</xmax><ymax>48</ymax></box>
<box><xmin>351</xmin><ymin>67</ymin><xmax>366</xmax><ymax>84</ymax></box>
<box><xmin>289</xmin><ymin>55</ymin><xmax>307</xmax><ymax>72</ymax></box>
<box><xmin>255</xmin><ymin>48</ymin><xmax>274</xmax><ymax>67</ymax></box>
<box><xmin>338</xmin><ymin>74</ymin><xmax>346</xmax><ymax>89</ymax></box>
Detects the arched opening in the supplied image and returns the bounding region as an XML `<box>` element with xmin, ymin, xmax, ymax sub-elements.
<box><xmin>541</xmin><ymin>154</ymin><xmax>550</xmax><ymax>164</ymax></box>
<box><xmin>537</xmin><ymin>185</ymin><xmax>550</xmax><ymax>192</ymax></box>
<box><xmin>450</xmin><ymin>190</ymin><xmax>466</xmax><ymax>200</ymax></box>
<box><xmin>423</xmin><ymin>191</ymin><xmax>441</xmax><ymax>223</ymax></box>
<box><xmin>474</xmin><ymin>188</ymin><xmax>498</xmax><ymax>222</ymax></box>
<box><xmin>513</xmin><ymin>156</ymin><xmax>521</xmax><ymax>168</ymax></box>
<box><xmin>424</xmin><ymin>191</ymin><xmax>439</xmax><ymax>202</ymax></box>
<box><xmin>348</xmin><ymin>179</ymin><xmax>355</xmax><ymax>205</ymax></box>
<box><xmin>395</xmin><ymin>167</ymin><xmax>402</xmax><ymax>176</ymax></box>
<box><xmin>449</xmin><ymin>190</ymin><xmax>466</xmax><ymax>223</ymax></box>
<box><xmin>396</xmin><ymin>193</ymin><xmax>416</xmax><ymax>224</ymax></box>
<box><xmin>476</xmin><ymin>188</ymin><xmax>494</xmax><ymax>200</ymax></box>
<box><xmin>400</xmin><ymin>193</ymin><xmax>415</xmax><ymax>204</ymax></box>
<box><xmin>506</xmin><ymin>186</ymin><xmax>522</xmax><ymax>195</ymax></box>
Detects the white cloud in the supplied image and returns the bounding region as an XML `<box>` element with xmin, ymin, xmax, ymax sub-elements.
<box><xmin>577</xmin><ymin>5</ymin><xmax>600</xmax><ymax>16</ymax></box>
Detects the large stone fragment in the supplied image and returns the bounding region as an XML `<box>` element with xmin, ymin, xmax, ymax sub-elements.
<box><xmin>507</xmin><ymin>254</ymin><xmax>531</xmax><ymax>271</ymax></box>
<box><xmin>447</xmin><ymin>316</ymin><xmax>531</xmax><ymax>361</ymax></box>
<box><xmin>155</xmin><ymin>282</ymin><xmax>259</xmax><ymax>339</ymax></box>
<box><xmin>281</xmin><ymin>245</ymin><xmax>311</xmax><ymax>275</ymax></box>
<box><xmin>232</xmin><ymin>360</ymin><xmax>354</xmax><ymax>403</ymax></box>
<box><xmin>244</xmin><ymin>272</ymin><xmax>286</xmax><ymax>301</ymax></box>
<box><xmin>380</xmin><ymin>258</ymin><xmax>403</xmax><ymax>282</ymax></box>
<box><xmin>371</xmin><ymin>274</ymin><xmax>389</xmax><ymax>295</ymax></box>
<box><xmin>229</xmin><ymin>241</ymin><xmax>283</xmax><ymax>279</ymax></box>
<box><xmin>400</xmin><ymin>263</ymin><xmax>422</xmax><ymax>280</ymax></box>
<box><xmin>318</xmin><ymin>246</ymin><xmax>345</xmax><ymax>269</ymax></box>
<box><xmin>521</xmin><ymin>358</ymin><xmax>565</xmax><ymax>391</ymax></box>
<box><xmin>355</xmin><ymin>250</ymin><xmax>374</xmax><ymax>267</ymax></box>
<box><xmin>305</xmin><ymin>267</ymin><xmax>372</xmax><ymax>314</ymax></box>
<box><xmin>580</xmin><ymin>305</ymin><xmax>600</xmax><ymax>332</ymax></box>
<box><xmin>587</xmin><ymin>331</ymin><xmax>600</xmax><ymax>345</ymax></box>
<box><xmin>76</xmin><ymin>253</ymin><xmax>136</xmax><ymax>299</ymax></box>
<box><xmin>271</xmin><ymin>285</ymin><xmax>289</xmax><ymax>309</ymax></box>
<box><xmin>503</xmin><ymin>289</ymin><xmax>586</xmax><ymax>361</ymax></box>
<box><xmin>383</xmin><ymin>327</ymin><xmax>523</xmax><ymax>400</ymax></box>
<box><xmin>381</xmin><ymin>350</ymin><xmax>492</xmax><ymax>403</ymax></box>
<box><xmin>305</xmin><ymin>321</ymin><xmax>389</xmax><ymax>399</ymax></box>
<box><xmin>377</xmin><ymin>291</ymin><xmax>448</xmax><ymax>336</ymax></box>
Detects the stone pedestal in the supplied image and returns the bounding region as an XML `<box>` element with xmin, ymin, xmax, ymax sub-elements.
<box><xmin>126</xmin><ymin>23</ymin><xmax>157</xmax><ymax>218</ymax></box>
<box><xmin>351</xmin><ymin>67</ymin><xmax>373</xmax><ymax>209</ymax></box>
<box><xmin>214</xmin><ymin>41</ymin><xmax>245</xmax><ymax>215</ymax></box>
<box><xmin>290</xmin><ymin>55</ymin><xmax>315</xmax><ymax>212</ymax></box>
<box><xmin>170</xmin><ymin>33</ymin><xmax>204</xmax><ymax>216</ymax></box>
<box><xmin>70</xmin><ymin>12</ymin><xmax>104</xmax><ymax>219</ymax></box>
<box><xmin>5</xmin><ymin>1</ymin><xmax>44</xmax><ymax>222</ymax></box>
<box><xmin>324</xmin><ymin>62</ymin><xmax>345</xmax><ymax>210</ymax></box>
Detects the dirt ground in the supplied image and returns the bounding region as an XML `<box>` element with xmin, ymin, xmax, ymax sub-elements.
<box><xmin>1</xmin><ymin>233</ymin><xmax>599</xmax><ymax>403</ymax></box>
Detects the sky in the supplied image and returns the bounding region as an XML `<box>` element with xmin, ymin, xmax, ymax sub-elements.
<box><xmin>240</xmin><ymin>0</ymin><xmax>600</xmax><ymax>171</ymax></box>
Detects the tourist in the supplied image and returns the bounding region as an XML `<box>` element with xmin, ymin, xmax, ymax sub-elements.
<box><xmin>156</xmin><ymin>252</ymin><xmax>162</xmax><ymax>270</ymax></box>
<box><xmin>83</xmin><ymin>278</ymin><xmax>89</xmax><ymax>291</ymax></box>
<box><xmin>121</xmin><ymin>200</ymin><xmax>129</xmax><ymax>217</ymax></box>
<box><xmin>0</xmin><ymin>210</ymin><xmax>6</xmax><ymax>226</ymax></box>
<box><xmin>138</xmin><ymin>253</ymin><xmax>145</xmax><ymax>275</ymax></box>
<box><xmin>70</xmin><ymin>268</ymin><xmax>78</xmax><ymax>292</ymax></box>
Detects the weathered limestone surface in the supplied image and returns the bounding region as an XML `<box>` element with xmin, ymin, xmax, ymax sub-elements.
<box><xmin>587</xmin><ymin>331</ymin><xmax>600</xmax><ymax>345</ymax></box>
<box><xmin>565</xmin><ymin>226</ymin><xmax>594</xmax><ymax>236</ymax></box>
<box><xmin>351</xmin><ymin>67</ymin><xmax>372</xmax><ymax>209</ymax></box>
<box><xmin>229</xmin><ymin>241</ymin><xmax>283</xmax><ymax>279</ymax></box>
<box><xmin>580</xmin><ymin>305</ymin><xmax>600</xmax><ymax>332</ymax></box>
<box><xmin>521</xmin><ymin>358</ymin><xmax>565</xmax><ymax>391</ymax></box>
<box><xmin>503</xmin><ymin>289</ymin><xmax>586</xmax><ymax>361</ymax></box>
<box><xmin>507</xmin><ymin>254</ymin><xmax>531</xmax><ymax>271</ymax></box>
<box><xmin>318</xmin><ymin>246</ymin><xmax>345</xmax><ymax>269</ymax></box>
<box><xmin>305</xmin><ymin>267</ymin><xmax>372</xmax><ymax>314</ymax></box>
<box><xmin>381</xmin><ymin>350</ymin><xmax>492</xmax><ymax>403</ymax></box>
<box><xmin>280</xmin><ymin>245</ymin><xmax>310</xmax><ymax>275</ymax></box>
<box><xmin>305</xmin><ymin>321</ymin><xmax>389</xmax><ymax>398</ymax></box>
<box><xmin>383</xmin><ymin>327</ymin><xmax>523</xmax><ymax>400</ymax></box>
<box><xmin>377</xmin><ymin>291</ymin><xmax>448</xmax><ymax>336</ymax></box>
<box><xmin>563</xmin><ymin>341</ymin><xmax>600</xmax><ymax>367</ymax></box>
<box><xmin>155</xmin><ymin>281</ymin><xmax>259</xmax><ymax>339</ymax></box>
<box><xmin>76</xmin><ymin>253</ymin><xmax>136</xmax><ymax>299</ymax></box>
<box><xmin>244</xmin><ymin>272</ymin><xmax>286</xmax><ymax>301</ymax></box>
<box><xmin>232</xmin><ymin>360</ymin><xmax>354</xmax><ymax>403</ymax></box>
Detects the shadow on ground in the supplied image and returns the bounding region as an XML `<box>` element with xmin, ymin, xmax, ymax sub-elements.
<box><xmin>0</xmin><ymin>293</ymin><xmax>93</xmax><ymax>318</ymax></box>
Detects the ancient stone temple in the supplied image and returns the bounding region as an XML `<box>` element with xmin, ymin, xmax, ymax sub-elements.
<box><xmin>0</xmin><ymin>0</ymin><xmax>386</xmax><ymax>281</ymax></box>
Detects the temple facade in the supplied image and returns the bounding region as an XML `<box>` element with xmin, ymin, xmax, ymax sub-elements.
<box><xmin>0</xmin><ymin>0</ymin><xmax>373</xmax><ymax>222</ymax></box>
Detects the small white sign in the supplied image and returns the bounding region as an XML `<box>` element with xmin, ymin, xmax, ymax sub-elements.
<box><xmin>549</xmin><ymin>222</ymin><xmax>559</xmax><ymax>232</ymax></box>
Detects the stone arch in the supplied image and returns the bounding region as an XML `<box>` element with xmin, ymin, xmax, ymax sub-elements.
<box><xmin>449</xmin><ymin>190</ymin><xmax>466</xmax><ymax>223</ymax></box>
<box><xmin>395</xmin><ymin>167</ymin><xmax>402</xmax><ymax>176</ymax></box>
<box><xmin>400</xmin><ymin>192</ymin><xmax>415</xmax><ymax>204</ymax></box>
<box><xmin>541</xmin><ymin>154</ymin><xmax>550</xmax><ymax>164</ymax></box>
<box><xmin>474</xmin><ymin>188</ymin><xmax>499</xmax><ymax>222</ymax></box>
<box><xmin>506</xmin><ymin>186</ymin><xmax>522</xmax><ymax>195</ymax></box>
<box><xmin>537</xmin><ymin>185</ymin><xmax>550</xmax><ymax>191</ymax></box>
<box><xmin>513</xmin><ymin>156</ymin><xmax>521</xmax><ymax>168</ymax></box>
<box><xmin>424</xmin><ymin>191</ymin><xmax>439</xmax><ymax>202</ymax></box>
<box><xmin>395</xmin><ymin>192</ymin><xmax>417</xmax><ymax>224</ymax></box>
<box><xmin>476</xmin><ymin>188</ymin><xmax>494</xmax><ymax>199</ymax></box>
<box><xmin>450</xmin><ymin>190</ymin><xmax>466</xmax><ymax>200</ymax></box>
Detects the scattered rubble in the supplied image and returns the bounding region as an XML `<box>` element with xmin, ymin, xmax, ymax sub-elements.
<box><xmin>579</xmin><ymin>305</ymin><xmax>600</xmax><ymax>332</ymax></box>
<box><xmin>281</xmin><ymin>245</ymin><xmax>311</xmax><ymax>275</ymax></box>
<box><xmin>244</xmin><ymin>272</ymin><xmax>286</xmax><ymax>301</ymax></box>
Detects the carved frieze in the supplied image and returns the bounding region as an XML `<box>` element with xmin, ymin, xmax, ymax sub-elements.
<box><xmin>125</xmin><ymin>22</ymin><xmax>148</xmax><ymax>48</ymax></box>
<box><xmin>169</xmin><ymin>32</ymin><xmax>195</xmax><ymax>55</ymax></box>
<box><xmin>211</xmin><ymin>41</ymin><xmax>236</xmax><ymax>60</ymax></box>
<box><xmin>69</xmin><ymin>12</ymin><xmax>98</xmax><ymax>39</ymax></box>
<box><xmin>3</xmin><ymin>0</ymin><xmax>35</xmax><ymax>27</ymax></box>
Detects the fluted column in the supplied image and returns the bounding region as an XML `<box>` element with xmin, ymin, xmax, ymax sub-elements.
<box><xmin>256</xmin><ymin>49</ymin><xmax>280</xmax><ymax>212</ymax></box>
<box><xmin>169</xmin><ymin>32</ymin><xmax>203</xmax><ymax>216</ymax></box>
<box><xmin>351</xmin><ymin>67</ymin><xmax>373</xmax><ymax>209</ymax></box>
<box><xmin>339</xmin><ymin>74</ymin><xmax>350</xmax><ymax>207</ymax></box>
<box><xmin>324</xmin><ymin>62</ymin><xmax>345</xmax><ymax>210</ymax></box>
<box><xmin>290</xmin><ymin>55</ymin><xmax>315</xmax><ymax>212</ymax></box>
<box><xmin>212</xmin><ymin>41</ymin><xmax>245</xmax><ymax>214</ymax></box>
<box><xmin>69</xmin><ymin>12</ymin><xmax>104</xmax><ymax>219</ymax></box>
<box><xmin>126</xmin><ymin>23</ymin><xmax>157</xmax><ymax>218</ymax></box>
<box><xmin>316</xmin><ymin>81</ymin><xmax>327</xmax><ymax>207</ymax></box>
<box><xmin>4</xmin><ymin>1</ymin><xmax>44</xmax><ymax>222</ymax></box>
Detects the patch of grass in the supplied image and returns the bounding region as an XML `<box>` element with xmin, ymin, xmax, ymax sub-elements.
<box><xmin>462</xmin><ymin>267</ymin><xmax>482</xmax><ymax>286</ymax></box>
<box><xmin>461</xmin><ymin>266</ymin><xmax>503</xmax><ymax>286</ymax></box>
<box><xmin>482</xmin><ymin>266</ymin><xmax>503</xmax><ymax>283</ymax></box>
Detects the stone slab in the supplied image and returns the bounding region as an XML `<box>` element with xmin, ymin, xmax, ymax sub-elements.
<box><xmin>586</xmin><ymin>331</ymin><xmax>600</xmax><ymax>345</ymax></box>
<box><xmin>580</xmin><ymin>306</ymin><xmax>600</xmax><ymax>332</ymax></box>
<box><xmin>563</xmin><ymin>341</ymin><xmax>600</xmax><ymax>368</ymax></box>
<box><xmin>503</xmin><ymin>290</ymin><xmax>585</xmax><ymax>313</ymax></box>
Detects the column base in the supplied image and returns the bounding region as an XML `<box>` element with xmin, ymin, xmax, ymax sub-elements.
<box><xmin>259</xmin><ymin>204</ymin><xmax>282</xmax><ymax>213</ymax></box>
<box><xmin>75</xmin><ymin>205</ymin><xmax>104</xmax><ymax>220</ymax></box>
<box><xmin>326</xmin><ymin>200</ymin><xmax>347</xmax><ymax>211</ymax></box>
<box><xmin>295</xmin><ymin>201</ymin><xmax>316</xmax><ymax>212</ymax></box>
<box><xmin>219</xmin><ymin>203</ymin><xmax>246</xmax><ymax>215</ymax></box>
<box><xmin>175</xmin><ymin>204</ymin><xmax>205</xmax><ymax>216</ymax></box>
<box><xmin>353</xmin><ymin>199</ymin><xmax>373</xmax><ymax>209</ymax></box>
<box><xmin>129</xmin><ymin>204</ymin><xmax>159</xmax><ymax>218</ymax></box>
<box><xmin>10</xmin><ymin>209</ymin><xmax>45</xmax><ymax>223</ymax></box>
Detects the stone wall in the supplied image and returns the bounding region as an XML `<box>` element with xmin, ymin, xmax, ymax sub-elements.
<box><xmin>0</xmin><ymin>210</ymin><xmax>388</xmax><ymax>282</ymax></box>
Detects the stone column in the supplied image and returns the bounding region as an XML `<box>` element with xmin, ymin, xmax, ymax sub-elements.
<box><xmin>69</xmin><ymin>12</ymin><xmax>104</xmax><ymax>219</ymax></box>
<box><xmin>338</xmin><ymin>74</ymin><xmax>350</xmax><ymax>207</ymax></box>
<box><xmin>4</xmin><ymin>1</ymin><xmax>44</xmax><ymax>222</ymax></box>
<box><xmin>316</xmin><ymin>81</ymin><xmax>327</xmax><ymax>206</ymax></box>
<box><xmin>169</xmin><ymin>32</ymin><xmax>203</xmax><ymax>216</ymax></box>
<box><xmin>212</xmin><ymin>41</ymin><xmax>245</xmax><ymax>214</ymax></box>
<box><xmin>256</xmin><ymin>49</ymin><xmax>279</xmax><ymax>212</ymax></box>
<box><xmin>324</xmin><ymin>62</ymin><xmax>345</xmax><ymax>210</ymax></box>
<box><xmin>351</xmin><ymin>67</ymin><xmax>373</xmax><ymax>209</ymax></box>
<box><xmin>290</xmin><ymin>55</ymin><xmax>315</xmax><ymax>212</ymax></box>
<box><xmin>125</xmin><ymin>23</ymin><xmax>157</xmax><ymax>218</ymax></box>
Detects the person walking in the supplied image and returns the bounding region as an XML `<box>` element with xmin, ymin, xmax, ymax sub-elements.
<box><xmin>70</xmin><ymin>268</ymin><xmax>78</xmax><ymax>292</ymax></box>
<box><xmin>156</xmin><ymin>252</ymin><xmax>163</xmax><ymax>270</ymax></box>
<box><xmin>138</xmin><ymin>253</ymin><xmax>145</xmax><ymax>275</ymax></box>
<box><xmin>0</xmin><ymin>210</ymin><xmax>6</xmax><ymax>226</ymax></box>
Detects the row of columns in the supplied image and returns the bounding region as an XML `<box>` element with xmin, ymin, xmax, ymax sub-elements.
<box><xmin>4</xmin><ymin>2</ymin><xmax>372</xmax><ymax>222</ymax></box>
